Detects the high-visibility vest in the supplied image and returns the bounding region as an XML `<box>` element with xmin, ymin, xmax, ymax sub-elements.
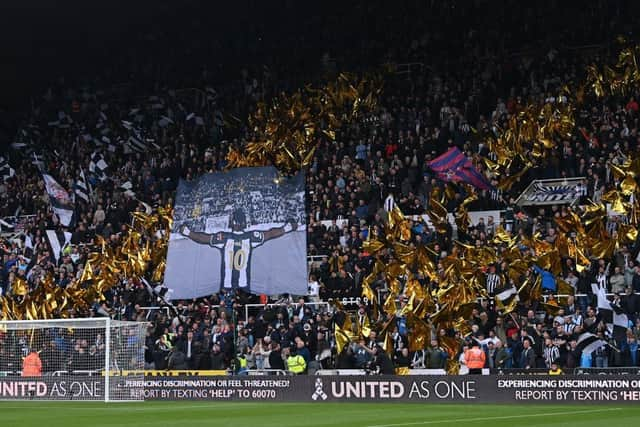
<box><xmin>465</xmin><ymin>348</ymin><xmax>486</xmax><ymax>369</ymax></box>
<box><xmin>22</xmin><ymin>352</ymin><xmax>42</xmax><ymax>376</ymax></box>
<box><xmin>287</xmin><ymin>355</ymin><xmax>306</xmax><ymax>374</ymax></box>
<box><xmin>239</xmin><ymin>356</ymin><xmax>247</xmax><ymax>369</ymax></box>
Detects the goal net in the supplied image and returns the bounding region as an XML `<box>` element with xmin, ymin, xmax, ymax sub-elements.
<box><xmin>0</xmin><ymin>318</ymin><xmax>147</xmax><ymax>401</ymax></box>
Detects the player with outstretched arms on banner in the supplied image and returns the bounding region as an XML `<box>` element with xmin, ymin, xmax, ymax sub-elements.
<box><xmin>179</xmin><ymin>209</ymin><xmax>297</xmax><ymax>291</ymax></box>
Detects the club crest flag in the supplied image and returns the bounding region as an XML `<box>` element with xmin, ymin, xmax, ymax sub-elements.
<box><xmin>165</xmin><ymin>167</ymin><xmax>307</xmax><ymax>298</ymax></box>
<box><xmin>42</xmin><ymin>173</ymin><xmax>74</xmax><ymax>227</ymax></box>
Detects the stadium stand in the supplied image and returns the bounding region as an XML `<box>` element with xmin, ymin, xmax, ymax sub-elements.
<box><xmin>2</xmin><ymin>0</ymin><xmax>640</xmax><ymax>376</ymax></box>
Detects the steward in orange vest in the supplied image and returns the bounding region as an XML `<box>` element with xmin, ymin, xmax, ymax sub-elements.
<box><xmin>464</xmin><ymin>341</ymin><xmax>486</xmax><ymax>374</ymax></box>
<box><xmin>22</xmin><ymin>351</ymin><xmax>42</xmax><ymax>377</ymax></box>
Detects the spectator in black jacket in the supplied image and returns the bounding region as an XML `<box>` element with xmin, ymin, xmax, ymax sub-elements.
<box><xmin>167</xmin><ymin>347</ymin><xmax>188</xmax><ymax>370</ymax></box>
<box><xmin>210</xmin><ymin>344</ymin><xmax>227</xmax><ymax>370</ymax></box>
<box><xmin>371</xmin><ymin>345</ymin><xmax>395</xmax><ymax>375</ymax></box>
<box><xmin>268</xmin><ymin>342</ymin><xmax>285</xmax><ymax>371</ymax></box>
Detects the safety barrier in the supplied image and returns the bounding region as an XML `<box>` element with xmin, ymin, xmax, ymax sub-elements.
<box><xmin>574</xmin><ymin>367</ymin><xmax>640</xmax><ymax>375</ymax></box>
<box><xmin>4</xmin><ymin>374</ymin><xmax>639</xmax><ymax>402</ymax></box>
<box><xmin>245</xmin><ymin>369</ymin><xmax>292</xmax><ymax>376</ymax></box>
<box><xmin>243</xmin><ymin>302</ymin><xmax>331</xmax><ymax>323</ymax></box>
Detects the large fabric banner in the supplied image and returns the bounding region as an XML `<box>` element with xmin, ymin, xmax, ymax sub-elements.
<box><xmin>165</xmin><ymin>167</ymin><xmax>307</xmax><ymax>299</ymax></box>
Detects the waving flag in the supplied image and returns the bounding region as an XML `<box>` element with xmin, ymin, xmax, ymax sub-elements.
<box><xmin>74</xmin><ymin>169</ymin><xmax>91</xmax><ymax>203</ymax></box>
<box><xmin>42</xmin><ymin>173</ymin><xmax>74</xmax><ymax>227</ymax></box>
<box><xmin>0</xmin><ymin>157</ymin><xmax>15</xmax><ymax>181</ymax></box>
<box><xmin>428</xmin><ymin>147</ymin><xmax>492</xmax><ymax>191</ymax></box>
<box><xmin>597</xmin><ymin>287</ymin><xmax>629</xmax><ymax>340</ymax></box>
<box><xmin>575</xmin><ymin>332</ymin><xmax>608</xmax><ymax>355</ymax></box>
<box><xmin>89</xmin><ymin>152</ymin><xmax>109</xmax><ymax>181</ymax></box>
<box><xmin>45</xmin><ymin>229</ymin><xmax>72</xmax><ymax>263</ymax></box>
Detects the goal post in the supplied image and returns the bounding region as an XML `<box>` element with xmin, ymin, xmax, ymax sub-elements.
<box><xmin>0</xmin><ymin>318</ymin><xmax>148</xmax><ymax>402</ymax></box>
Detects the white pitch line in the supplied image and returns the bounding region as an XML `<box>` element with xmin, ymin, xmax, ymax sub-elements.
<box><xmin>367</xmin><ymin>408</ymin><xmax>623</xmax><ymax>427</ymax></box>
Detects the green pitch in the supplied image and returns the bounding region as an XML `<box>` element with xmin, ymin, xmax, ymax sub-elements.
<box><xmin>1</xmin><ymin>402</ymin><xmax>639</xmax><ymax>427</ymax></box>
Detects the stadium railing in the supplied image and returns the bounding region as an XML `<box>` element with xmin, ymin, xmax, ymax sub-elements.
<box><xmin>246</xmin><ymin>369</ymin><xmax>292</xmax><ymax>376</ymax></box>
<box><xmin>404</xmin><ymin>369</ymin><xmax>448</xmax><ymax>375</ymax></box>
<box><xmin>316</xmin><ymin>369</ymin><xmax>368</xmax><ymax>376</ymax></box>
<box><xmin>243</xmin><ymin>302</ymin><xmax>331</xmax><ymax>323</ymax></box>
<box><xmin>574</xmin><ymin>367</ymin><xmax>640</xmax><ymax>375</ymax></box>
<box><xmin>493</xmin><ymin>368</ymin><xmax>553</xmax><ymax>375</ymax></box>
<box><xmin>392</xmin><ymin>62</ymin><xmax>427</xmax><ymax>79</ymax></box>
<box><xmin>137</xmin><ymin>306</ymin><xmax>171</xmax><ymax>317</ymax></box>
<box><xmin>50</xmin><ymin>370</ymin><xmax>101</xmax><ymax>376</ymax></box>
<box><xmin>542</xmin><ymin>293</ymin><xmax>640</xmax><ymax>300</ymax></box>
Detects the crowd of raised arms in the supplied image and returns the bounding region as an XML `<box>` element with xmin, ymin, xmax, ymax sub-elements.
<box><xmin>1</xmin><ymin>1</ymin><xmax>640</xmax><ymax>374</ymax></box>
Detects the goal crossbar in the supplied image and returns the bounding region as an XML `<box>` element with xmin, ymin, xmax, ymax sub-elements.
<box><xmin>0</xmin><ymin>318</ymin><xmax>148</xmax><ymax>402</ymax></box>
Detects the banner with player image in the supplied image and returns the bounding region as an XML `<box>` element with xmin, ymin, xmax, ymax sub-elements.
<box><xmin>164</xmin><ymin>167</ymin><xmax>307</xmax><ymax>299</ymax></box>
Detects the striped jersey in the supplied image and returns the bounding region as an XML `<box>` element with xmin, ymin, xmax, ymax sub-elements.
<box><xmin>210</xmin><ymin>231</ymin><xmax>265</xmax><ymax>290</ymax></box>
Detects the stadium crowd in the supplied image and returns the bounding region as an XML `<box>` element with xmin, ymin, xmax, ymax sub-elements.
<box><xmin>2</xmin><ymin>0</ymin><xmax>640</xmax><ymax>375</ymax></box>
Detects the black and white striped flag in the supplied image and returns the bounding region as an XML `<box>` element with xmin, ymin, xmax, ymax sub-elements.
<box><xmin>89</xmin><ymin>152</ymin><xmax>109</xmax><ymax>181</ymax></box>
<box><xmin>597</xmin><ymin>287</ymin><xmax>629</xmax><ymax>340</ymax></box>
<box><xmin>126</xmin><ymin>135</ymin><xmax>148</xmax><ymax>152</ymax></box>
<box><xmin>74</xmin><ymin>169</ymin><xmax>91</xmax><ymax>203</ymax></box>
<box><xmin>495</xmin><ymin>284</ymin><xmax>519</xmax><ymax>312</ymax></box>
<box><xmin>45</xmin><ymin>229</ymin><xmax>72</xmax><ymax>263</ymax></box>
<box><xmin>0</xmin><ymin>157</ymin><xmax>15</xmax><ymax>181</ymax></box>
<box><xmin>384</xmin><ymin>194</ymin><xmax>395</xmax><ymax>212</ymax></box>
<box><xmin>575</xmin><ymin>332</ymin><xmax>608</xmax><ymax>355</ymax></box>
